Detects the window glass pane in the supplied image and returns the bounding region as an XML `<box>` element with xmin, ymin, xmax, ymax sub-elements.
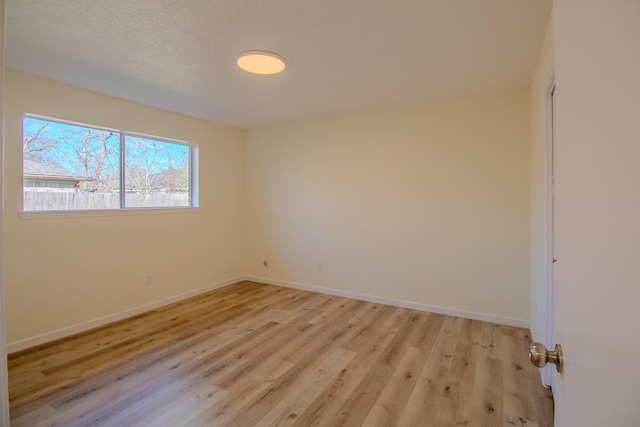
<box><xmin>124</xmin><ymin>135</ymin><xmax>190</xmax><ymax>208</ymax></box>
<box><xmin>22</xmin><ymin>116</ymin><xmax>196</xmax><ymax>212</ymax></box>
<box><xmin>23</xmin><ymin>117</ymin><xmax>121</xmax><ymax>211</ymax></box>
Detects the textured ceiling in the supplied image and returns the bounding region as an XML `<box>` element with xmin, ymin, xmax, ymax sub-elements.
<box><xmin>6</xmin><ymin>0</ymin><xmax>551</xmax><ymax>129</ymax></box>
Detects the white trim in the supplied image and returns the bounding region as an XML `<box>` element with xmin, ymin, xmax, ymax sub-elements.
<box><xmin>244</xmin><ymin>276</ymin><xmax>530</xmax><ymax>328</ymax></box>
<box><xmin>0</xmin><ymin>1</ymin><xmax>10</xmax><ymax>424</ymax></box>
<box><xmin>540</xmin><ymin>75</ymin><xmax>557</xmax><ymax>389</ymax></box>
<box><xmin>6</xmin><ymin>277</ymin><xmax>243</xmax><ymax>353</ymax></box>
<box><xmin>18</xmin><ymin>206</ymin><xmax>200</xmax><ymax>220</ymax></box>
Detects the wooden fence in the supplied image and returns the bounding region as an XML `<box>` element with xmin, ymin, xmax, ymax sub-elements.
<box><xmin>24</xmin><ymin>192</ymin><xmax>189</xmax><ymax>211</ymax></box>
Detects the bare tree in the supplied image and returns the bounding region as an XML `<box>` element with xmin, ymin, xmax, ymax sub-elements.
<box><xmin>126</xmin><ymin>137</ymin><xmax>161</xmax><ymax>195</ymax></box>
<box><xmin>162</xmin><ymin>145</ymin><xmax>189</xmax><ymax>193</ymax></box>
<box><xmin>73</xmin><ymin>129</ymin><xmax>120</xmax><ymax>192</ymax></box>
<box><xmin>23</xmin><ymin>122</ymin><xmax>62</xmax><ymax>166</ymax></box>
<box><xmin>23</xmin><ymin>118</ymin><xmax>120</xmax><ymax>192</ymax></box>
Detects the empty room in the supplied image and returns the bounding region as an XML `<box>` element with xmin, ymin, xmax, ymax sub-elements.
<box><xmin>1</xmin><ymin>1</ymin><xmax>639</xmax><ymax>426</ymax></box>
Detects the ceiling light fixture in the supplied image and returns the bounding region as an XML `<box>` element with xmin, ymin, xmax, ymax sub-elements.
<box><xmin>237</xmin><ymin>50</ymin><xmax>286</xmax><ymax>75</ymax></box>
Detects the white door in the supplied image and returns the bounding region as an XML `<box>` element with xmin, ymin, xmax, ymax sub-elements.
<box><xmin>552</xmin><ymin>0</ymin><xmax>640</xmax><ymax>425</ymax></box>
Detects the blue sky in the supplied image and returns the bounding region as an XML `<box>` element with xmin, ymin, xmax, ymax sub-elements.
<box><xmin>23</xmin><ymin>117</ymin><xmax>190</xmax><ymax>178</ymax></box>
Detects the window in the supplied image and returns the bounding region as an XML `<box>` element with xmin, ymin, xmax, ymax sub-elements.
<box><xmin>22</xmin><ymin>116</ymin><xmax>198</xmax><ymax>212</ymax></box>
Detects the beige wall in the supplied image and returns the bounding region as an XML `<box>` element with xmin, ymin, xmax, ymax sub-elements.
<box><xmin>529</xmin><ymin>18</ymin><xmax>555</xmax><ymax>352</ymax></box>
<box><xmin>5</xmin><ymin>71</ymin><xmax>534</xmax><ymax>347</ymax></box>
<box><xmin>246</xmin><ymin>89</ymin><xmax>532</xmax><ymax>322</ymax></box>
<box><xmin>4</xmin><ymin>70</ymin><xmax>246</xmax><ymax>345</ymax></box>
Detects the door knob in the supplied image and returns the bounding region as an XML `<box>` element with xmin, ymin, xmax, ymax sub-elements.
<box><xmin>529</xmin><ymin>342</ymin><xmax>563</xmax><ymax>373</ymax></box>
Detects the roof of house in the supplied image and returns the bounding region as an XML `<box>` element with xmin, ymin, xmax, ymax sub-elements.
<box><xmin>23</xmin><ymin>159</ymin><xmax>85</xmax><ymax>181</ymax></box>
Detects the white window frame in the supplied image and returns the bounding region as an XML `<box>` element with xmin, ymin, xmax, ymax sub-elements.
<box><xmin>20</xmin><ymin>114</ymin><xmax>199</xmax><ymax>218</ymax></box>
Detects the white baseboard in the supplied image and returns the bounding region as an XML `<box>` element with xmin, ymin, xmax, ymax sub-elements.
<box><xmin>8</xmin><ymin>275</ymin><xmax>530</xmax><ymax>353</ymax></box>
<box><xmin>7</xmin><ymin>276</ymin><xmax>244</xmax><ymax>353</ymax></box>
<box><xmin>244</xmin><ymin>275</ymin><xmax>530</xmax><ymax>329</ymax></box>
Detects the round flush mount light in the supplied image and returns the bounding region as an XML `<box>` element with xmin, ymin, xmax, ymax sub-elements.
<box><xmin>237</xmin><ymin>50</ymin><xmax>286</xmax><ymax>75</ymax></box>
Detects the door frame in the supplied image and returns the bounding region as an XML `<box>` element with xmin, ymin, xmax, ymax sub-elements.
<box><xmin>0</xmin><ymin>1</ymin><xmax>9</xmax><ymax>425</ymax></box>
<box><xmin>540</xmin><ymin>74</ymin><xmax>557</xmax><ymax>389</ymax></box>
<box><xmin>0</xmin><ymin>0</ymin><xmax>9</xmax><ymax>427</ymax></box>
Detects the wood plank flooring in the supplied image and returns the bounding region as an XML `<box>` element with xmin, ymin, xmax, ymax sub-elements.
<box><xmin>8</xmin><ymin>281</ymin><xmax>554</xmax><ymax>426</ymax></box>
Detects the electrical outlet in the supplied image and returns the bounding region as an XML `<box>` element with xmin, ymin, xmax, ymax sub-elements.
<box><xmin>145</xmin><ymin>275</ymin><xmax>153</xmax><ymax>285</ymax></box>
<box><xmin>317</xmin><ymin>262</ymin><xmax>324</xmax><ymax>271</ymax></box>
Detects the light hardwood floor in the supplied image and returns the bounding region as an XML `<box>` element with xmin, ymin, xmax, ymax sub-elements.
<box><xmin>8</xmin><ymin>281</ymin><xmax>553</xmax><ymax>426</ymax></box>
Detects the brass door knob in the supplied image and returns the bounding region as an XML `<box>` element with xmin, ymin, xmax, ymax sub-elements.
<box><xmin>529</xmin><ymin>342</ymin><xmax>563</xmax><ymax>373</ymax></box>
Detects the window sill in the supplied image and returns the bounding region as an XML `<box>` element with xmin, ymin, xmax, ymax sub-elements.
<box><xmin>18</xmin><ymin>206</ymin><xmax>200</xmax><ymax>220</ymax></box>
